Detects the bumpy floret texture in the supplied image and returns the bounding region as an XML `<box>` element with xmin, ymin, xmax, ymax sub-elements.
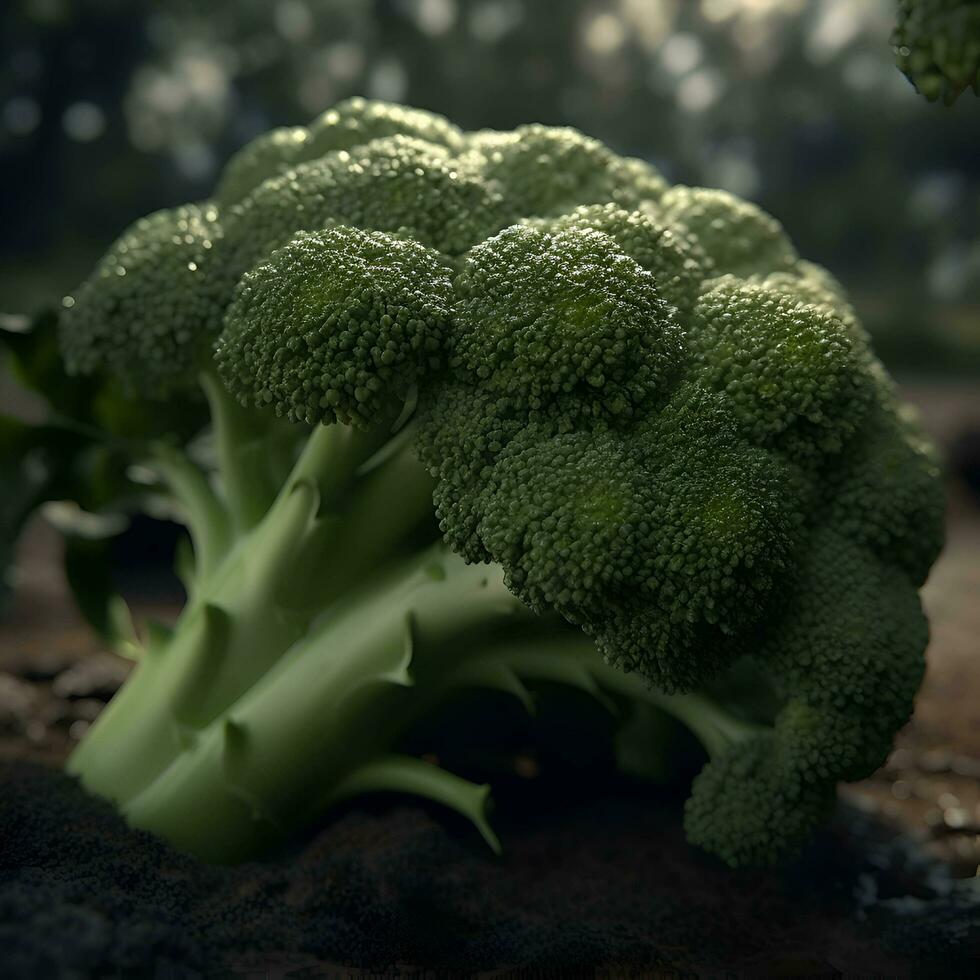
<box><xmin>523</xmin><ymin>205</ymin><xmax>708</xmax><ymax>315</ymax></box>
<box><xmin>686</xmin><ymin>529</ymin><xmax>928</xmax><ymax>866</ymax></box>
<box><xmin>216</xmin><ymin>228</ymin><xmax>454</xmax><ymax>426</ymax></box>
<box><xmin>451</xmin><ymin>225</ymin><xmax>684</xmax><ymax>426</ymax></box>
<box><xmin>690</xmin><ymin>277</ymin><xmax>874</xmax><ymax>463</ymax></box>
<box><xmin>60</xmin><ymin>204</ymin><xmax>224</xmax><ymax>394</ymax></box>
<box><xmin>461</xmin><ymin>124</ymin><xmax>667</xmax><ymax>217</ymax></box>
<box><xmin>892</xmin><ymin>0</ymin><xmax>980</xmax><ymax>104</ymax></box>
<box><xmin>473</xmin><ymin>382</ymin><xmax>803</xmax><ymax>691</ymax></box>
<box><xmin>61</xmin><ymin>99</ymin><xmax>945</xmax><ymax>865</ymax></box>
<box><xmin>820</xmin><ymin>396</ymin><xmax>945</xmax><ymax>586</ymax></box>
<box><xmin>656</xmin><ymin>186</ymin><xmax>797</xmax><ymax>278</ymax></box>
<box><xmin>216</xmin><ymin>97</ymin><xmax>464</xmax><ymax>205</ymax></box>
<box><xmin>221</xmin><ymin>134</ymin><xmax>511</xmax><ymax>273</ymax></box>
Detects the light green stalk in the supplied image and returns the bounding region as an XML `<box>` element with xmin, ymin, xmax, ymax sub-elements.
<box><xmin>115</xmin><ymin>545</ymin><xmax>762</xmax><ymax>863</ymax></box>
<box><xmin>69</xmin><ymin>401</ymin><xmax>761</xmax><ymax>862</ymax></box>
<box><xmin>67</xmin><ymin>415</ymin><xmax>435</xmax><ymax>806</ymax></box>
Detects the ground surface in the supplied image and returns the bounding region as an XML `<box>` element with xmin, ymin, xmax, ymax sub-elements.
<box><xmin>2</xmin><ymin>755</ymin><xmax>978</xmax><ymax>978</ymax></box>
<box><xmin>1</xmin><ymin>382</ymin><xmax>978</xmax><ymax>977</ymax></box>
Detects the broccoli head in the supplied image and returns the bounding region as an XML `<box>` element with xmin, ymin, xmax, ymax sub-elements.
<box><xmin>57</xmin><ymin>99</ymin><xmax>943</xmax><ymax>868</ymax></box>
<box><xmin>892</xmin><ymin>0</ymin><xmax>980</xmax><ymax>104</ymax></box>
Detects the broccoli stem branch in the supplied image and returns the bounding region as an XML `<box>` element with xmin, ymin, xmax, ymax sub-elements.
<box><xmin>68</xmin><ymin>412</ymin><xmax>437</xmax><ymax>808</ymax></box>
<box><xmin>481</xmin><ymin>640</ymin><xmax>766</xmax><ymax>761</ymax></box>
<box><xmin>119</xmin><ymin>546</ymin><xmax>526</xmax><ymax>860</ymax></box>
<box><xmin>74</xmin><ymin>525</ymin><xmax>762</xmax><ymax>862</ymax></box>
<box><xmin>200</xmin><ymin>369</ymin><xmax>279</xmax><ymax>531</ymax></box>
<box><xmin>149</xmin><ymin>443</ymin><xmax>230</xmax><ymax>581</ymax></box>
<box><xmin>588</xmin><ymin>661</ymin><xmax>766</xmax><ymax>760</ymax></box>
<box><xmin>287</xmin><ymin>418</ymin><xmax>390</xmax><ymax>504</ymax></box>
<box><xmin>70</xmin><ymin>388</ymin><xmax>761</xmax><ymax>862</ymax></box>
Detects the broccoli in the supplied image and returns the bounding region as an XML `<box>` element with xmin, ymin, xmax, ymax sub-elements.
<box><xmin>892</xmin><ymin>0</ymin><xmax>980</xmax><ymax>104</ymax></box>
<box><xmin>57</xmin><ymin>98</ymin><xmax>944</xmax><ymax>867</ymax></box>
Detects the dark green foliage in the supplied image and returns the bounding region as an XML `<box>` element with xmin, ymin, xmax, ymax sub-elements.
<box><xmin>0</xmin><ymin>309</ymin><xmax>204</xmax><ymax>629</ymax></box>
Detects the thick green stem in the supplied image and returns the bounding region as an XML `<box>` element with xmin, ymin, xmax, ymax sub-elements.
<box><xmin>119</xmin><ymin>548</ymin><xmax>524</xmax><ymax>860</ymax></box>
<box><xmin>200</xmin><ymin>370</ymin><xmax>281</xmax><ymax>530</ymax></box>
<box><xmin>71</xmin><ymin>393</ymin><xmax>760</xmax><ymax>861</ymax></box>
<box><xmin>286</xmin><ymin>440</ymin><xmax>437</xmax><ymax>610</ymax></box>
<box><xmin>68</xmin><ymin>415</ymin><xmax>437</xmax><ymax>807</ymax></box>
<box><xmin>100</xmin><ymin>545</ymin><xmax>762</xmax><ymax>863</ymax></box>
<box><xmin>287</xmin><ymin>417</ymin><xmax>392</xmax><ymax>504</ymax></box>
<box><xmin>69</xmin><ymin>406</ymin><xmax>430</xmax><ymax>780</ymax></box>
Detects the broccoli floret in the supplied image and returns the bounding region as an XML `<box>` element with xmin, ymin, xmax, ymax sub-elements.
<box><xmin>462</xmin><ymin>124</ymin><xmax>667</xmax><ymax>217</ymax></box>
<box><xmin>53</xmin><ymin>100</ymin><xmax>943</xmax><ymax>869</ymax></box>
<box><xmin>449</xmin><ymin>224</ymin><xmax>684</xmax><ymax>424</ymax></box>
<box><xmin>686</xmin><ymin>529</ymin><xmax>929</xmax><ymax>866</ymax></box>
<box><xmin>752</xmin><ymin>261</ymin><xmax>866</xmax><ymax>341</ymax></box>
<box><xmin>60</xmin><ymin>203</ymin><xmax>224</xmax><ymax>395</ymax></box>
<box><xmin>654</xmin><ymin>185</ymin><xmax>797</xmax><ymax>278</ymax></box>
<box><xmin>821</xmin><ymin>396</ymin><xmax>945</xmax><ymax>585</ymax></box>
<box><xmin>221</xmin><ymin>135</ymin><xmax>511</xmax><ymax>281</ymax></box>
<box><xmin>892</xmin><ymin>0</ymin><xmax>980</xmax><ymax>104</ymax></box>
<box><xmin>524</xmin><ymin>205</ymin><xmax>708</xmax><ymax>315</ymax></box>
<box><xmin>216</xmin><ymin>97</ymin><xmax>464</xmax><ymax>205</ymax></box>
<box><xmin>690</xmin><ymin>276</ymin><xmax>874</xmax><ymax>462</ymax></box>
<box><xmin>217</xmin><ymin>227</ymin><xmax>454</xmax><ymax>427</ymax></box>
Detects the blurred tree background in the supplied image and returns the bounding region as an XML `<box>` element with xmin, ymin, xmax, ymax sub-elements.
<box><xmin>1</xmin><ymin>0</ymin><xmax>978</xmax><ymax>372</ymax></box>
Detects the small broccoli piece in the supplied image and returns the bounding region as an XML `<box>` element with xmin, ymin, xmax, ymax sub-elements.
<box><xmin>595</xmin><ymin>383</ymin><xmax>803</xmax><ymax>688</ymax></box>
<box><xmin>763</xmin><ymin>530</ymin><xmax>927</xmax><ymax>769</ymax></box>
<box><xmin>450</xmin><ymin>224</ymin><xmax>685</xmax><ymax>424</ymax></box>
<box><xmin>820</xmin><ymin>398</ymin><xmax>945</xmax><ymax>585</ymax></box>
<box><xmin>892</xmin><ymin>0</ymin><xmax>980</xmax><ymax>104</ymax></box>
<box><xmin>214</xmin><ymin>126</ymin><xmax>311</xmax><ymax>208</ymax></box>
<box><xmin>526</xmin><ymin>204</ymin><xmax>708</xmax><ymax>315</ymax></box>
<box><xmin>473</xmin><ymin>426</ymin><xmax>648</xmax><ymax>618</ymax></box>
<box><xmin>687</xmin><ymin>529</ymin><xmax>928</xmax><ymax>867</ymax></box>
<box><xmin>691</xmin><ymin>277</ymin><xmax>874</xmax><ymax>462</ymax></box>
<box><xmin>463</xmin><ymin>124</ymin><xmax>667</xmax><ymax>217</ymax></box>
<box><xmin>222</xmin><ymin>135</ymin><xmax>511</xmax><ymax>282</ymax></box>
<box><xmin>53</xmin><ymin>100</ymin><xmax>943</xmax><ymax>871</ymax></box>
<box><xmin>217</xmin><ymin>227</ymin><xmax>453</xmax><ymax>427</ymax></box>
<box><xmin>418</xmin><ymin>381</ymin><xmax>804</xmax><ymax>694</ymax></box>
<box><xmin>61</xmin><ymin>204</ymin><xmax>224</xmax><ymax>394</ymax></box>
<box><xmin>654</xmin><ymin>186</ymin><xmax>797</xmax><ymax>278</ymax></box>
<box><xmin>216</xmin><ymin>97</ymin><xmax>463</xmax><ymax>205</ymax></box>
<box><xmin>684</xmin><ymin>728</ymin><xmax>833</xmax><ymax>869</ymax></box>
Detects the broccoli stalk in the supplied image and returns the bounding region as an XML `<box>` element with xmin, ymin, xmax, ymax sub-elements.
<box><xmin>58</xmin><ymin>98</ymin><xmax>943</xmax><ymax>867</ymax></box>
<box><xmin>69</xmin><ymin>385</ymin><xmax>756</xmax><ymax>862</ymax></box>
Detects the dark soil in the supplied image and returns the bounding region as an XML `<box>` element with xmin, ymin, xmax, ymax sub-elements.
<box><xmin>1</xmin><ymin>758</ymin><xmax>978</xmax><ymax>979</ymax></box>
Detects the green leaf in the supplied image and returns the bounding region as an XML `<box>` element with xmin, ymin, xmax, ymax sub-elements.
<box><xmin>328</xmin><ymin>754</ymin><xmax>502</xmax><ymax>853</ymax></box>
<box><xmin>0</xmin><ymin>414</ymin><xmax>85</xmax><ymax>602</ymax></box>
<box><xmin>62</xmin><ymin>529</ymin><xmax>148</xmax><ymax>661</ymax></box>
<box><xmin>0</xmin><ymin>307</ymin><xmax>208</xmax><ymax>609</ymax></box>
